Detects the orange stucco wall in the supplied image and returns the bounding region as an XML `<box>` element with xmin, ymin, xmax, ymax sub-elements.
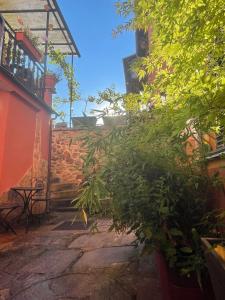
<box><xmin>0</xmin><ymin>91</ymin><xmax>37</xmax><ymax>192</ymax></box>
<box><xmin>0</xmin><ymin>70</ymin><xmax>53</xmax><ymax>199</ymax></box>
<box><xmin>207</xmin><ymin>159</ymin><xmax>225</xmax><ymax>210</ymax></box>
<box><xmin>0</xmin><ymin>92</ymin><xmax>9</xmax><ymax>184</ymax></box>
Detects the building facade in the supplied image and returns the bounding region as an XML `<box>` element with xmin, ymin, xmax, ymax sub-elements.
<box><xmin>0</xmin><ymin>0</ymin><xmax>80</xmax><ymax>205</ymax></box>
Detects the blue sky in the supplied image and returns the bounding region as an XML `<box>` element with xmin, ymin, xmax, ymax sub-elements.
<box><xmin>54</xmin><ymin>0</ymin><xmax>135</xmax><ymax>120</ymax></box>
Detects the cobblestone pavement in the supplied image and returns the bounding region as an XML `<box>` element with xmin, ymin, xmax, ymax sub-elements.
<box><xmin>0</xmin><ymin>213</ymin><xmax>161</xmax><ymax>300</ymax></box>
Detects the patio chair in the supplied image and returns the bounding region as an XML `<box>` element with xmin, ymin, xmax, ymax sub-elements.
<box><xmin>0</xmin><ymin>204</ymin><xmax>22</xmax><ymax>234</ymax></box>
<box><xmin>31</xmin><ymin>178</ymin><xmax>49</xmax><ymax>223</ymax></box>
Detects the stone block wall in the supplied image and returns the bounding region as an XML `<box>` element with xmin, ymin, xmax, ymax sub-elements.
<box><xmin>51</xmin><ymin>129</ymin><xmax>88</xmax><ymax>187</ymax></box>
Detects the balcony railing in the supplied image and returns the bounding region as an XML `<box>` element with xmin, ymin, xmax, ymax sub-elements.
<box><xmin>0</xmin><ymin>19</ymin><xmax>45</xmax><ymax>99</ymax></box>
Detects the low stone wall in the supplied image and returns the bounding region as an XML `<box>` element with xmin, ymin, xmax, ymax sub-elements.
<box><xmin>51</xmin><ymin>129</ymin><xmax>88</xmax><ymax>187</ymax></box>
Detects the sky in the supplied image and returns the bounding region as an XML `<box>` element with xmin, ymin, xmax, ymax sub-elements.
<box><xmin>54</xmin><ymin>0</ymin><xmax>135</xmax><ymax>121</ymax></box>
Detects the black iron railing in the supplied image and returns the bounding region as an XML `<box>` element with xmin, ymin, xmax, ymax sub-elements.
<box><xmin>216</xmin><ymin>128</ymin><xmax>225</xmax><ymax>151</ymax></box>
<box><xmin>0</xmin><ymin>19</ymin><xmax>45</xmax><ymax>99</ymax></box>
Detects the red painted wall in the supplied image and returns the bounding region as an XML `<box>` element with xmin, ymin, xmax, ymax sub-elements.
<box><xmin>40</xmin><ymin>110</ymin><xmax>50</xmax><ymax>160</ymax></box>
<box><xmin>0</xmin><ymin>70</ymin><xmax>53</xmax><ymax>197</ymax></box>
<box><xmin>0</xmin><ymin>92</ymin><xmax>9</xmax><ymax>186</ymax></box>
<box><xmin>0</xmin><ymin>92</ymin><xmax>37</xmax><ymax>192</ymax></box>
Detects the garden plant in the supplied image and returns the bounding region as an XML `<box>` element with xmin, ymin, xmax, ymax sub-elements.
<box><xmin>74</xmin><ymin>0</ymin><xmax>225</xmax><ymax>294</ymax></box>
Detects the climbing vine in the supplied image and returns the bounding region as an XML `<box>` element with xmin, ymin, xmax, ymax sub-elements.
<box><xmin>48</xmin><ymin>45</ymin><xmax>80</xmax><ymax>119</ymax></box>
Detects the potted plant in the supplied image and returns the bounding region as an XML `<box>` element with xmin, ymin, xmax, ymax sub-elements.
<box><xmin>124</xmin><ymin>171</ymin><xmax>217</xmax><ymax>300</ymax></box>
<box><xmin>103</xmin><ymin>115</ymin><xmax>127</xmax><ymax>127</ymax></box>
<box><xmin>44</xmin><ymin>72</ymin><xmax>60</xmax><ymax>90</ymax></box>
<box><xmin>201</xmin><ymin>237</ymin><xmax>225</xmax><ymax>300</ymax></box>
<box><xmin>72</xmin><ymin>116</ymin><xmax>97</xmax><ymax>129</ymax></box>
<box><xmin>15</xmin><ymin>27</ymin><xmax>42</xmax><ymax>62</ymax></box>
<box><xmin>74</xmin><ymin>108</ymin><xmax>223</xmax><ymax>300</ymax></box>
<box><xmin>55</xmin><ymin>122</ymin><xmax>68</xmax><ymax>129</ymax></box>
<box><xmin>76</xmin><ymin>132</ymin><xmax>217</xmax><ymax>299</ymax></box>
<box><xmin>155</xmin><ymin>251</ymin><xmax>209</xmax><ymax>300</ymax></box>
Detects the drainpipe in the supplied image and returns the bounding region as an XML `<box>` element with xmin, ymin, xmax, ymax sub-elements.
<box><xmin>46</xmin><ymin>113</ymin><xmax>58</xmax><ymax>213</ymax></box>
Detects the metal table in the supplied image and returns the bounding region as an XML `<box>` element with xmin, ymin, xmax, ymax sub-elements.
<box><xmin>11</xmin><ymin>186</ymin><xmax>43</xmax><ymax>231</ymax></box>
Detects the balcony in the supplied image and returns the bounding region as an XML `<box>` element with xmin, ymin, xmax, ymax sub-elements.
<box><xmin>0</xmin><ymin>0</ymin><xmax>80</xmax><ymax>103</ymax></box>
<box><xmin>0</xmin><ymin>19</ymin><xmax>45</xmax><ymax>99</ymax></box>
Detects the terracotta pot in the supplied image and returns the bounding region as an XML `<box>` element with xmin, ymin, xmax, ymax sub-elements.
<box><xmin>201</xmin><ymin>238</ymin><xmax>225</xmax><ymax>300</ymax></box>
<box><xmin>72</xmin><ymin>117</ymin><xmax>96</xmax><ymax>129</ymax></box>
<box><xmin>15</xmin><ymin>32</ymin><xmax>42</xmax><ymax>62</ymax></box>
<box><xmin>44</xmin><ymin>74</ymin><xmax>57</xmax><ymax>90</ymax></box>
<box><xmin>103</xmin><ymin>116</ymin><xmax>127</xmax><ymax>128</ymax></box>
<box><xmin>55</xmin><ymin>122</ymin><xmax>67</xmax><ymax>129</ymax></box>
<box><xmin>155</xmin><ymin>251</ymin><xmax>214</xmax><ymax>300</ymax></box>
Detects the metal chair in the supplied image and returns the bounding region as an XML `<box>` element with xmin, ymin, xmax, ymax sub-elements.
<box><xmin>0</xmin><ymin>204</ymin><xmax>22</xmax><ymax>234</ymax></box>
<box><xmin>31</xmin><ymin>178</ymin><xmax>49</xmax><ymax>223</ymax></box>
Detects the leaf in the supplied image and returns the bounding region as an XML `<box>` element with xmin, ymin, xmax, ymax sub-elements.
<box><xmin>180</xmin><ymin>247</ymin><xmax>193</xmax><ymax>254</ymax></box>
<box><xmin>81</xmin><ymin>209</ymin><xmax>88</xmax><ymax>225</ymax></box>
<box><xmin>143</xmin><ymin>227</ymin><xmax>152</xmax><ymax>238</ymax></box>
<box><xmin>170</xmin><ymin>228</ymin><xmax>183</xmax><ymax>237</ymax></box>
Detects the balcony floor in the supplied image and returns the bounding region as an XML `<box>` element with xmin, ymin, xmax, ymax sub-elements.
<box><xmin>0</xmin><ymin>212</ymin><xmax>161</xmax><ymax>300</ymax></box>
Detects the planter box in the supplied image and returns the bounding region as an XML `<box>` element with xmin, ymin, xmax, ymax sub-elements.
<box><xmin>103</xmin><ymin>116</ymin><xmax>127</xmax><ymax>128</ymax></box>
<box><xmin>55</xmin><ymin>122</ymin><xmax>67</xmax><ymax>129</ymax></box>
<box><xmin>15</xmin><ymin>32</ymin><xmax>42</xmax><ymax>62</ymax></box>
<box><xmin>72</xmin><ymin>117</ymin><xmax>97</xmax><ymax>129</ymax></box>
<box><xmin>201</xmin><ymin>238</ymin><xmax>225</xmax><ymax>300</ymax></box>
<box><xmin>156</xmin><ymin>251</ymin><xmax>214</xmax><ymax>300</ymax></box>
<box><xmin>44</xmin><ymin>74</ymin><xmax>57</xmax><ymax>90</ymax></box>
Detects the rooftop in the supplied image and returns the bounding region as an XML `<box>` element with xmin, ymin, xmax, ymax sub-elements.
<box><xmin>0</xmin><ymin>0</ymin><xmax>80</xmax><ymax>56</ymax></box>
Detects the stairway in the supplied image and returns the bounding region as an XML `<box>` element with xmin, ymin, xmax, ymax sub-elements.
<box><xmin>49</xmin><ymin>181</ymin><xmax>79</xmax><ymax>212</ymax></box>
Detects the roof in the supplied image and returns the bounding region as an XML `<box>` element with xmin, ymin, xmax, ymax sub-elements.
<box><xmin>0</xmin><ymin>0</ymin><xmax>80</xmax><ymax>56</ymax></box>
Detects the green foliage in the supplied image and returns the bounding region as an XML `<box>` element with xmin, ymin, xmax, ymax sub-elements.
<box><xmin>74</xmin><ymin>0</ymin><xmax>225</xmax><ymax>287</ymax></box>
<box><xmin>75</xmin><ymin>104</ymin><xmax>223</xmax><ymax>285</ymax></box>
<box><xmin>88</xmin><ymin>86</ymin><xmax>125</xmax><ymax>117</ymax></box>
<box><xmin>48</xmin><ymin>45</ymin><xmax>79</xmax><ymax>102</ymax></box>
<box><xmin>48</xmin><ymin>46</ymin><xmax>79</xmax><ymax>122</ymax></box>
<box><xmin>52</xmin><ymin>96</ymin><xmax>70</xmax><ymax>121</ymax></box>
<box><xmin>72</xmin><ymin>174</ymin><xmax>109</xmax><ymax>214</ymax></box>
<box><xmin>116</xmin><ymin>0</ymin><xmax>225</xmax><ymax>132</ymax></box>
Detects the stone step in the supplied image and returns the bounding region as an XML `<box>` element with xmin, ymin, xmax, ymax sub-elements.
<box><xmin>50</xmin><ymin>198</ymin><xmax>77</xmax><ymax>212</ymax></box>
<box><xmin>50</xmin><ymin>189</ymin><xmax>78</xmax><ymax>200</ymax></box>
<box><xmin>50</xmin><ymin>198</ymin><xmax>74</xmax><ymax>208</ymax></box>
<box><xmin>50</xmin><ymin>177</ymin><xmax>61</xmax><ymax>184</ymax></box>
<box><xmin>50</xmin><ymin>183</ymin><xmax>76</xmax><ymax>192</ymax></box>
<box><xmin>52</xmin><ymin>206</ymin><xmax>77</xmax><ymax>212</ymax></box>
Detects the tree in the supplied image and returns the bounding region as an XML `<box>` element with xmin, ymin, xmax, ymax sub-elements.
<box><xmin>74</xmin><ymin>1</ymin><xmax>225</xmax><ymax>285</ymax></box>
<box><xmin>116</xmin><ymin>0</ymin><xmax>225</xmax><ymax>134</ymax></box>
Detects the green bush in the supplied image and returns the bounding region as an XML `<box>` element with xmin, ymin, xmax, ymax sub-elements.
<box><xmin>75</xmin><ymin>108</ymin><xmax>222</xmax><ymax>286</ymax></box>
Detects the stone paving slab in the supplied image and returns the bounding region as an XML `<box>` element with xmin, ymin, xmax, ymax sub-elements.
<box><xmin>72</xmin><ymin>246</ymin><xmax>138</xmax><ymax>272</ymax></box>
<box><xmin>50</xmin><ymin>271</ymin><xmax>135</xmax><ymax>300</ymax></box>
<box><xmin>0</xmin><ymin>215</ymin><xmax>161</xmax><ymax>300</ymax></box>
<box><xmin>68</xmin><ymin>231</ymin><xmax>136</xmax><ymax>250</ymax></box>
<box><xmin>19</xmin><ymin>249</ymin><xmax>82</xmax><ymax>277</ymax></box>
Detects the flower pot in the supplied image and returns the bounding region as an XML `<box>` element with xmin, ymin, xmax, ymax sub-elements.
<box><xmin>155</xmin><ymin>251</ymin><xmax>214</xmax><ymax>300</ymax></box>
<box><xmin>15</xmin><ymin>32</ymin><xmax>42</xmax><ymax>62</ymax></box>
<box><xmin>72</xmin><ymin>117</ymin><xmax>97</xmax><ymax>129</ymax></box>
<box><xmin>55</xmin><ymin>122</ymin><xmax>67</xmax><ymax>129</ymax></box>
<box><xmin>201</xmin><ymin>238</ymin><xmax>225</xmax><ymax>300</ymax></box>
<box><xmin>103</xmin><ymin>116</ymin><xmax>127</xmax><ymax>128</ymax></box>
<box><xmin>44</xmin><ymin>74</ymin><xmax>57</xmax><ymax>90</ymax></box>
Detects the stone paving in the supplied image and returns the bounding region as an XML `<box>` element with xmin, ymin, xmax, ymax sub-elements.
<box><xmin>0</xmin><ymin>213</ymin><xmax>161</xmax><ymax>300</ymax></box>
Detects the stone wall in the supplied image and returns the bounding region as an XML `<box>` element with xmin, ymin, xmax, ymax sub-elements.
<box><xmin>51</xmin><ymin>129</ymin><xmax>88</xmax><ymax>187</ymax></box>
